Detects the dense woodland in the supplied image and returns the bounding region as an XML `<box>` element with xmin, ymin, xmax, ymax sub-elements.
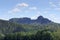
<box><xmin>0</xmin><ymin>29</ymin><xmax>60</xmax><ymax>40</ymax></box>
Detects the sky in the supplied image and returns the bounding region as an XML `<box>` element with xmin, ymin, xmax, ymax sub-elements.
<box><xmin>0</xmin><ymin>0</ymin><xmax>60</xmax><ymax>23</ymax></box>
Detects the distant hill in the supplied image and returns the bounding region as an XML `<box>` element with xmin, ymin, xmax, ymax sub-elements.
<box><xmin>8</xmin><ymin>16</ymin><xmax>60</xmax><ymax>32</ymax></box>
<box><xmin>0</xmin><ymin>16</ymin><xmax>60</xmax><ymax>34</ymax></box>
<box><xmin>9</xmin><ymin>16</ymin><xmax>52</xmax><ymax>24</ymax></box>
<box><xmin>0</xmin><ymin>20</ymin><xmax>26</xmax><ymax>34</ymax></box>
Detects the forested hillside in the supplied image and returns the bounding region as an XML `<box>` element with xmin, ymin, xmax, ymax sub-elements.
<box><xmin>0</xmin><ymin>16</ymin><xmax>60</xmax><ymax>40</ymax></box>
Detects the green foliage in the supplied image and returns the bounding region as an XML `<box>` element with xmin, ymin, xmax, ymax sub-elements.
<box><xmin>1</xmin><ymin>29</ymin><xmax>54</xmax><ymax>40</ymax></box>
<box><xmin>0</xmin><ymin>28</ymin><xmax>60</xmax><ymax>40</ymax></box>
<box><xmin>0</xmin><ymin>20</ymin><xmax>60</xmax><ymax>40</ymax></box>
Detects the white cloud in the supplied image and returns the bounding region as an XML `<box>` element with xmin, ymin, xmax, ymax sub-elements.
<box><xmin>29</xmin><ymin>7</ymin><xmax>37</xmax><ymax>10</ymax></box>
<box><xmin>8</xmin><ymin>2</ymin><xmax>39</xmax><ymax>14</ymax></box>
<box><xmin>49</xmin><ymin>14</ymin><xmax>56</xmax><ymax>19</ymax></box>
<box><xmin>43</xmin><ymin>11</ymin><xmax>48</xmax><ymax>14</ymax></box>
<box><xmin>49</xmin><ymin>2</ymin><xmax>57</xmax><ymax>7</ymax></box>
<box><xmin>8</xmin><ymin>3</ymin><xmax>29</xmax><ymax>13</ymax></box>
<box><xmin>24</xmin><ymin>7</ymin><xmax>38</xmax><ymax>13</ymax></box>
<box><xmin>8</xmin><ymin>8</ymin><xmax>21</xmax><ymax>13</ymax></box>
<box><xmin>47</xmin><ymin>14</ymin><xmax>59</xmax><ymax>22</ymax></box>
<box><xmin>55</xmin><ymin>8</ymin><xmax>60</xmax><ymax>10</ymax></box>
<box><xmin>58</xmin><ymin>2</ymin><xmax>60</xmax><ymax>6</ymax></box>
<box><xmin>16</xmin><ymin>3</ymin><xmax>29</xmax><ymax>7</ymax></box>
<box><xmin>49</xmin><ymin>1</ymin><xmax>60</xmax><ymax>11</ymax></box>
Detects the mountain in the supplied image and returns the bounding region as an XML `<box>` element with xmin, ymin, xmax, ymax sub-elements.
<box><xmin>0</xmin><ymin>16</ymin><xmax>60</xmax><ymax>34</ymax></box>
<box><xmin>9</xmin><ymin>16</ymin><xmax>60</xmax><ymax>32</ymax></box>
<box><xmin>9</xmin><ymin>16</ymin><xmax>52</xmax><ymax>24</ymax></box>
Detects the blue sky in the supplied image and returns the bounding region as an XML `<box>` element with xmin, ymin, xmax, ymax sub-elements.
<box><xmin>0</xmin><ymin>0</ymin><xmax>60</xmax><ymax>23</ymax></box>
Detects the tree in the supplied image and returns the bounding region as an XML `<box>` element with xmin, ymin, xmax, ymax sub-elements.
<box><xmin>35</xmin><ymin>29</ymin><xmax>54</xmax><ymax>40</ymax></box>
